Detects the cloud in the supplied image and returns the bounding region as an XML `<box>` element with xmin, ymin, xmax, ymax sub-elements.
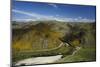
<box><xmin>53</xmin><ymin>17</ymin><xmax>95</xmax><ymax>22</ymax></box>
<box><xmin>12</xmin><ymin>18</ymin><xmax>34</xmax><ymax>22</ymax></box>
<box><xmin>16</xmin><ymin>0</ymin><xmax>58</xmax><ymax>8</ymax></box>
<box><xmin>48</xmin><ymin>4</ymin><xmax>58</xmax><ymax>8</ymax></box>
<box><xmin>12</xmin><ymin>9</ymin><xmax>95</xmax><ymax>22</ymax></box>
<box><xmin>12</xmin><ymin>9</ymin><xmax>55</xmax><ymax>20</ymax></box>
<box><xmin>12</xmin><ymin>9</ymin><xmax>45</xmax><ymax>19</ymax></box>
<box><xmin>73</xmin><ymin>17</ymin><xmax>95</xmax><ymax>22</ymax></box>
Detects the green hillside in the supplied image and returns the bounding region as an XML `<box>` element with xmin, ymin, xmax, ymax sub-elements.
<box><xmin>12</xmin><ymin>21</ymin><xmax>96</xmax><ymax>63</ymax></box>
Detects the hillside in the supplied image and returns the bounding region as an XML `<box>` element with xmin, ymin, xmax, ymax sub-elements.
<box><xmin>12</xmin><ymin>21</ymin><xmax>96</xmax><ymax>63</ymax></box>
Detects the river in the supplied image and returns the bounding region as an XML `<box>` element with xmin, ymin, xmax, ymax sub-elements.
<box><xmin>15</xmin><ymin>55</ymin><xmax>63</xmax><ymax>66</ymax></box>
<box><xmin>15</xmin><ymin>46</ymin><xmax>81</xmax><ymax>66</ymax></box>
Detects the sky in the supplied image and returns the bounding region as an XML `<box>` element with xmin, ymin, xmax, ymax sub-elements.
<box><xmin>12</xmin><ymin>0</ymin><xmax>96</xmax><ymax>22</ymax></box>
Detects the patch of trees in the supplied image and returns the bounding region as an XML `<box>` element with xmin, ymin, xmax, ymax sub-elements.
<box><xmin>59</xmin><ymin>23</ymin><xmax>86</xmax><ymax>48</ymax></box>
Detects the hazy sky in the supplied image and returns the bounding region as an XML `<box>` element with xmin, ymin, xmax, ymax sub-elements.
<box><xmin>12</xmin><ymin>1</ymin><xmax>96</xmax><ymax>22</ymax></box>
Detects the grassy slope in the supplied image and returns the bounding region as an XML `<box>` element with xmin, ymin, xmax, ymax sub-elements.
<box><xmin>58</xmin><ymin>46</ymin><xmax>96</xmax><ymax>63</ymax></box>
<box><xmin>12</xmin><ymin>21</ymin><xmax>96</xmax><ymax>63</ymax></box>
<box><xmin>58</xmin><ymin>23</ymin><xmax>96</xmax><ymax>63</ymax></box>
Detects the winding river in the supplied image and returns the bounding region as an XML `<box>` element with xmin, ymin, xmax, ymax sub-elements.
<box><xmin>15</xmin><ymin>42</ymin><xmax>81</xmax><ymax>66</ymax></box>
<box><xmin>15</xmin><ymin>55</ymin><xmax>63</xmax><ymax>66</ymax></box>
